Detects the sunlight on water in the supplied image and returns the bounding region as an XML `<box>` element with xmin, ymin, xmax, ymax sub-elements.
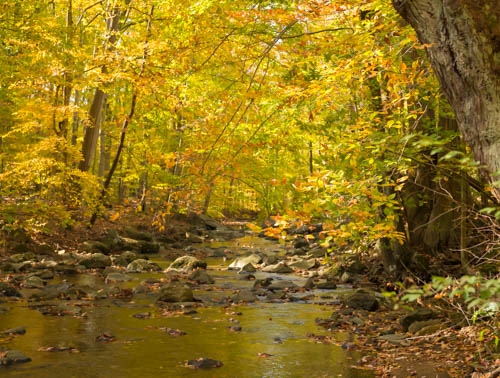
<box><xmin>0</xmin><ymin>236</ymin><xmax>374</xmax><ymax>377</ymax></box>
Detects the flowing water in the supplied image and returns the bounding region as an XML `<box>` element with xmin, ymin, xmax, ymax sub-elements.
<box><xmin>0</xmin><ymin>236</ymin><xmax>375</xmax><ymax>377</ymax></box>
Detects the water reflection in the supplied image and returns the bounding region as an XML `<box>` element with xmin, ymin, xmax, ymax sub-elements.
<box><xmin>1</xmin><ymin>236</ymin><xmax>374</xmax><ymax>378</ymax></box>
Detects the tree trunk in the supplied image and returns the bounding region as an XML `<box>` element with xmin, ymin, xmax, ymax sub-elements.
<box><xmin>78</xmin><ymin>6</ymin><xmax>120</xmax><ymax>172</ymax></box>
<box><xmin>392</xmin><ymin>0</ymin><xmax>500</xmax><ymax>201</ymax></box>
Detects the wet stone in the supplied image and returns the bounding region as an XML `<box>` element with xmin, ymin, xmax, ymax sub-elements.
<box><xmin>344</xmin><ymin>289</ymin><xmax>379</xmax><ymax>311</ymax></box>
<box><xmin>105</xmin><ymin>273</ymin><xmax>132</xmax><ymax>284</ymax></box>
<box><xmin>2</xmin><ymin>326</ymin><xmax>26</xmax><ymax>335</ymax></box>
<box><xmin>22</xmin><ymin>275</ymin><xmax>46</xmax><ymax>289</ymax></box>
<box><xmin>261</xmin><ymin>262</ymin><xmax>293</xmax><ymax>273</ymax></box>
<box><xmin>157</xmin><ymin>284</ymin><xmax>197</xmax><ymax>303</ymax></box>
<box><xmin>232</xmin><ymin>289</ymin><xmax>257</xmax><ymax>303</ymax></box>
<box><xmin>126</xmin><ymin>259</ymin><xmax>161</xmax><ymax>273</ymax></box>
<box><xmin>185</xmin><ymin>357</ymin><xmax>223</xmax><ymax>369</ymax></box>
<box><xmin>79</xmin><ymin>253</ymin><xmax>112</xmax><ymax>269</ymax></box>
<box><xmin>0</xmin><ymin>349</ymin><xmax>32</xmax><ymax>366</ymax></box>
<box><xmin>188</xmin><ymin>270</ymin><xmax>215</xmax><ymax>284</ymax></box>
<box><xmin>228</xmin><ymin>254</ymin><xmax>262</xmax><ymax>270</ymax></box>
<box><xmin>0</xmin><ymin>283</ymin><xmax>22</xmax><ymax>298</ymax></box>
<box><xmin>167</xmin><ymin>256</ymin><xmax>207</xmax><ymax>272</ymax></box>
<box><xmin>113</xmin><ymin>251</ymin><xmax>138</xmax><ymax>267</ymax></box>
<box><xmin>400</xmin><ymin>308</ymin><xmax>435</xmax><ymax>331</ymax></box>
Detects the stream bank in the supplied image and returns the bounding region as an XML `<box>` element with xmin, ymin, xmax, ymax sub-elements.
<box><xmin>0</xmin><ymin>213</ymin><xmax>496</xmax><ymax>377</ymax></box>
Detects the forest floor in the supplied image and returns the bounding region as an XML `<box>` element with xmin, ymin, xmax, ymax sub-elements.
<box><xmin>6</xmin><ymin>210</ymin><xmax>500</xmax><ymax>377</ymax></box>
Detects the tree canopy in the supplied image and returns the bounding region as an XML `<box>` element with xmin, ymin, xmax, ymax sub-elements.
<box><xmin>0</xmin><ymin>0</ymin><xmax>498</xmax><ymax>272</ymax></box>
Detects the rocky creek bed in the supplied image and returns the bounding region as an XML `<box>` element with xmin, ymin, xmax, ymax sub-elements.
<box><xmin>0</xmin><ymin>214</ymin><xmax>495</xmax><ymax>377</ymax></box>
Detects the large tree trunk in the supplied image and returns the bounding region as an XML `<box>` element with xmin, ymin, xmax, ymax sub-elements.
<box><xmin>392</xmin><ymin>0</ymin><xmax>500</xmax><ymax>200</ymax></box>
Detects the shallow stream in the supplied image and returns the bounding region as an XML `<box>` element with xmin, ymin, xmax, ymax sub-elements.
<box><xmin>0</xmin><ymin>235</ymin><xmax>375</xmax><ymax>377</ymax></box>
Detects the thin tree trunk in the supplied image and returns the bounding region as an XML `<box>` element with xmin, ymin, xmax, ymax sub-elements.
<box><xmin>79</xmin><ymin>6</ymin><xmax>120</xmax><ymax>172</ymax></box>
<box><xmin>89</xmin><ymin>5</ymin><xmax>154</xmax><ymax>225</ymax></box>
<box><xmin>90</xmin><ymin>93</ymin><xmax>137</xmax><ymax>225</ymax></box>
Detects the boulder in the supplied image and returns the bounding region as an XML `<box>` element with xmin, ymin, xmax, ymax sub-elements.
<box><xmin>126</xmin><ymin>259</ymin><xmax>161</xmax><ymax>273</ymax></box>
<box><xmin>188</xmin><ymin>270</ymin><xmax>215</xmax><ymax>284</ymax></box>
<box><xmin>113</xmin><ymin>251</ymin><xmax>138</xmax><ymax>267</ymax></box>
<box><xmin>344</xmin><ymin>289</ymin><xmax>379</xmax><ymax>311</ymax></box>
<box><xmin>307</xmin><ymin>245</ymin><xmax>328</xmax><ymax>258</ymax></box>
<box><xmin>2</xmin><ymin>327</ymin><xmax>26</xmax><ymax>335</ymax></box>
<box><xmin>240</xmin><ymin>262</ymin><xmax>256</xmax><ymax>272</ymax></box>
<box><xmin>0</xmin><ymin>283</ymin><xmax>22</xmax><ymax>298</ymax></box>
<box><xmin>22</xmin><ymin>275</ymin><xmax>45</xmax><ymax>289</ymax></box>
<box><xmin>117</xmin><ymin>236</ymin><xmax>160</xmax><ymax>254</ymax></box>
<box><xmin>262</xmin><ymin>254</ymin><xmax>279</xmax><ymax>266</ymax></box>
<box><xmin>316</xmin><ymin>280</ymin><xmax>337</xmax><ymax>290</ymax></box>
<box><xmin>0</xmin><ymin>350</ymin><xmax>31</xmax><ymax>366</ymax></box>
<box><xmin>288</xmin><ymin>258</ymin><xmax>318</xmax><ymax>270</ymax></box>
<box><xmin>408</xmin><ymin>319</ymin><xmax>444</xmax><ymax>335</ymax></box>
<box><xmin>267</xmin><ymin>280</ymin><xmax>297</xmax><ymax>291</ymax></box>
<box><xmin>167</xmin><ymin>256</ymin><xmax>207</xmax><ymax>272</ymax></box>
<box><xmin>157</xmin><ymin>284</ymin><xmax>197</xmax><ymax>303</ymax></box>
<box><xmin>105</xmin><ymin>273</ymin><xmax>132</xmax><ymax>284</ymax></box>
<box><xmin>232</xmin><ymin>289</ymin><xmax>257</xmax><ymax>303</ymax></box>
<box><xmin>185</xmin><ymin>357</ymin><xmax>223</xmax><ymax>369</ymax></box>
<box><xmin>123</xmin><ymin>227</ymin><xmax>153</xmax><ymax>241</ymax></box>
<box><xmin>400</xmin><ymin>309</ymin><xmax>436</xmax><ymax>331</ymax></box>
<box><xmin>261</xmin><ymin>262</ymin><xmax>293</xmax><ymax>273</ymax></box>
<box><xmin>8</xmin><ymin>253</ymin><xmax>36</xmax><ymax>263</ymax></box>
<box><xmin>79</xmin><ymin>253</ymin><xmax>112</xmax><ymax>269</ymax></box>
<box><xmin>228</xmin><ymin>254</ymin><xmax>262</xmax><ymax>270</ymax></box>
<box><xmin>82</xmin><ymin>241</ymin><xmax>111</xmax><ymax>255</ymax></box>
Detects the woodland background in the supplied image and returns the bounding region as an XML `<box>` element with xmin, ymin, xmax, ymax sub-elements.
<box><xmin>0</xmin><ymin>0</ymin><xmax>499</xmax><ymax>356</ymax></box>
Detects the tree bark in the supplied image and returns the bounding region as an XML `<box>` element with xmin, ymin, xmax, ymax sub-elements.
<box><xmin>392</xmin><ymin>0</ymin><xmax>500</xmax><ymax>200</ymax></box>
<box><xmin>79</xmin><ymin>6</ymin><xmax>120</xmax><ymax>172</ymax></box>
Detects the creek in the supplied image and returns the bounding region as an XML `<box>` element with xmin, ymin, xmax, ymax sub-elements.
<box><xmin>0</xmin><ymin>235</ymin><xmax>375</xmax><ymax>377</ymax></box>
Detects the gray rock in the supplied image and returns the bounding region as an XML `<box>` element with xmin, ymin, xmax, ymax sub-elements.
<box><xmin>123</xmin><ymin>227</ymin><xmax>153</xmax><ymax>241</ymax></box>
<box><xmin>261</xmin><ymin>262</ymin><xmax>293</xmax><ymax>273</ymax></box>
<box><xmin>157</xmin><ymin>284</ymin><xmax>197</xmax><ymax>303</ymax></box>
<box><xmin>232</xmin><ymin>289</ymin><xmax>257</xmax><ymax>303</ymax></box>
<box><xmin>262</xmin><ymin>254</ymin><xmax>279</xmax><ymax>266</ymax></box>
<box><xmin>339</xmin><ymin>271</ymin><xmax>363</xmax><ymax>284</ymax></box>
<box><xmin>34</xmin><ymin>269</ymin><xmax>55</xmax><ymax>280</ymax></box>
<box><xmin>8</xmin><ymin>253</ymin><xmax>36</xmax><ymax>263</ymax></box>
<box><xmin>105</xmin><ymin>273</ymin><xmax>132</xmax><ymax>284</ymax></box>
<box><xmin>400</xmin><ymin>308</ymin><xmax>435</xmax><ymax>331</ymax></box>
<box><xmin>2</xmin><ymin>326</ymin><xmax>26</xmax><ymax>335</ymax></box>
<box><xmin>188</xmin><ymin>270</ymin><xmax>215</xmax><ymax>284</ymax></box>
<box><xmin>267</xmin><ymin>280</ymin><xmax>297</xmax><ymax>291</ymax></box>
<box><xmin>113</xmin><ymin>251</ymin><xmax>138</xmax><ymax>267</ymax></box>
<box><xmin>307</xmin><ymin>246</ymin><xmax>328</xmax><ymax>258</ymax></box>
<box><xmin>82</xmin><ymin>241</ymin><xmax>111</xmax><ymax>255</ymax></box>
<box><xmin>239</xmin><ymin>262</ymin><xmax>256</xmax><ymax>272</ymax></box>
<box><xmin>53</xmin><ymin>264</ymin><xmax>80</xmax><ymax>274</ymax></box>
<box><xmin>167</xmin><ymin>256</ymin><xmax>207</xmax><ymax>272</ymax></box>
<box><xmin>288</xmin><ymin>258</ymin><xmax>318</xmax><ymax>270</ymax></box>
<box><xmin>408</xmin><ymin>318</ymin><xmax>443</xmax><ymax>334</ymax></box>
<box><xmin>117</xmin><ymin>236</ymin><xmax>160</xmax><ymax>254</ymax></box>
<box><xmin>79</xmin><ymin>253</ymin><xmax>112</xmax><ymax>269</ymax></box>
<box><xmin>185</xmin><ymin>357</ymin><xmax>223</xmax><ymax>369</ymax></box>
<box><xmin>228</xmin><ymin>254</ymin><xmax>262</xmax><ymax>270</ymax></box>
<box><xmin>0</xmin><ymin>283</ymin><xmax>22</xmax><ymax>297</ymax></box>
<box><xmin>0</xmin><ymin>350</ymin><xmax>31</xmax><ymax>365</ymax></box>
<box><xmin>126</xmin><ymin>259</ymin><xmax>161</xmax><ymax>273</ymax></box>
<box><xmin>303</xmin><ymin>277</ymin><xmax>315</xmax><ymax>290</ymax></box>
<box><xmin>344</xmin><ymin>289</ymin><xmax>379</xmax><ymax>311</ymax></box>
<box><xmin>316</xmin><ymin>280</ymin><xmax>337</xmax><ymax>290</ymax></box>
<box><xmin>22</xmin><ymin>275</ymin><xmax>45</xmax><ymax>289</ymax></box>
